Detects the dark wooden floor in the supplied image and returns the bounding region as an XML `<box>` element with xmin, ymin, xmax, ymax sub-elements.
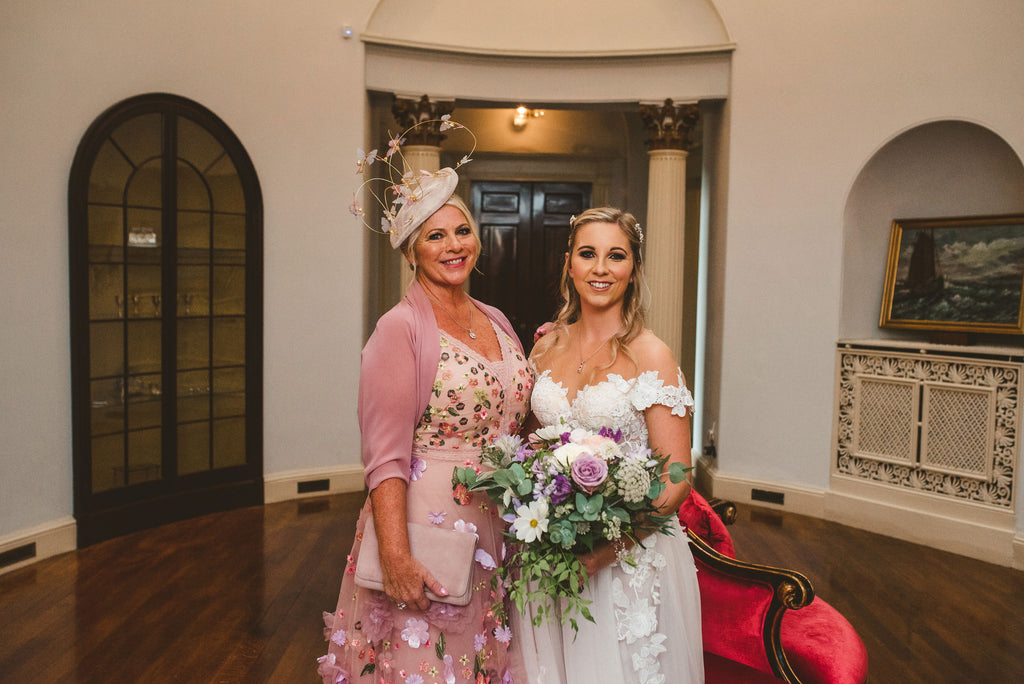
<box><xmin>1</xmin><ymin>492</ymin><xmax>1022</xmax><ymax>683</ymax></box>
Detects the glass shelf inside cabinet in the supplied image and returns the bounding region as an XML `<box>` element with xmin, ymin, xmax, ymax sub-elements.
<box><xmin>177</xmin><ymin>247</ymin><xmax>246</xmax><ymax>265</ymax></box>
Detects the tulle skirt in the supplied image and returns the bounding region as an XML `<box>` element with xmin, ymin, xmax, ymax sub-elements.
<box><xmin>513</xmin><ymin>523</ymin><xmax>704</xmax><ymax>684</ymax></box>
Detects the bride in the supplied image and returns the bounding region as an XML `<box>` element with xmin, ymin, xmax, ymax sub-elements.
<box><xmin>515</xmin><ymin>207</ymin><xmax>704</xmax><ymax>683</ymax></box>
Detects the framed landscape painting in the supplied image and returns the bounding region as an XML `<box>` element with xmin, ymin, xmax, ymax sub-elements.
<box><xmin>879</xmin><ymin>214</ymin><xmax>1024</xmax><ymax>334</ymax></box>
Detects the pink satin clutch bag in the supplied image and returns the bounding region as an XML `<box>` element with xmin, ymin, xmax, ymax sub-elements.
<box><xmin>354</xmin><ymin>519</ymin><xmax>478</xmax><ymax>606</ymax></box>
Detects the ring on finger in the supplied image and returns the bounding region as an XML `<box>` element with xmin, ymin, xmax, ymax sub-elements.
<box><xmin>396</xmin><ymin>601</ymin><xmax>408</xmax><ymax>610</ymax></box>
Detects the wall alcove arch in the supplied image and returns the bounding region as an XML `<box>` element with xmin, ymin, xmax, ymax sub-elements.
<box><xmin>840</xmin><ymin>120</ymin><xmax>1024</xmax><ymax>344</ymax></box>
<box><xmin>833</xmin><ymin>120</ymin><xmax>1024</xmax><ymax>566</ymax></box>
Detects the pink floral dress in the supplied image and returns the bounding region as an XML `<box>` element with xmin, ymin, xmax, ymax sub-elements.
<box><xmin>319</xmin><ymin>322</ymin><xmax>533</xmax><ymax>684</ymax></box>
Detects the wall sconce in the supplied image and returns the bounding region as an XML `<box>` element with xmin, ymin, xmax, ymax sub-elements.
<box><xmin>512</xmin><ymin>106</ymin><xmax>544</xmax><ymax>130</ymax></box>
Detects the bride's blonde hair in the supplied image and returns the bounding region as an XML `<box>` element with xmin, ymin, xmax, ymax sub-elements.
<box><xmin>532</xmin><ymin>207</ymin><xmax>648</xmax><ymax>379</ymax></box>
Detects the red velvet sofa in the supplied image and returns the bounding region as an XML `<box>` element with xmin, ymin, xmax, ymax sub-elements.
<box><xmin>678</xmin><ymin>492</ymin><xmax>869</xmax><ymax>684</ymax></box>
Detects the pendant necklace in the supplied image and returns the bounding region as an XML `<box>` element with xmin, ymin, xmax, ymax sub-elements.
<box><xmin>577</xmin><ymin>330</ymin><xmax>617</xmax><ymax>373</ymax></box>
<box><xmin>429</xmin><ymin>293</ymin><xmax>476</xmax><ymax>339</ymax></box>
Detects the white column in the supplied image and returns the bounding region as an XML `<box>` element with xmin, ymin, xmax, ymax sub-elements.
<box><xmin>402</xmin><ymin>145</ymin><xmax>440</xmax><ymax>174</ymax></box>
<box><xmin>645</xmin><ymin>148</ymin><xmax>688</xmax><ymax>360</ymax></box>
<box><xmin>398</xmin><ymin>144</ymin><xmax>441</xmax><ymax>292</ymax></box>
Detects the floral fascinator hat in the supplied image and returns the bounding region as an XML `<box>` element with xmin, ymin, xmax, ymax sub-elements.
<box><xmin>350</xmin><ymin>115</ymin><xmax>476</xmax><ymax>249</ymax></box>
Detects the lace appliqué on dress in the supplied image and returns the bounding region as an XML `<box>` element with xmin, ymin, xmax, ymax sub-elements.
<box><xmin>531</xmin><ymin>369</ymin><xmax>694</xmax><ymax>454</ymax></box>
<box><xmin>612</xmin><ymin>541</ymin><xmax>670</xmax><ymax>684</ymax></box>
<box><xmin>623</xmin><ymin>370</ymin><xmax>694</xmax><ymax>418</ymax></box>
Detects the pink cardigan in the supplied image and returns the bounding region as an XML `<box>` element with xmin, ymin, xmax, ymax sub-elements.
<box><xmin>358</xmin><ymin>280</ymin><xmax>522</xmax><ymax>491</ymax></box>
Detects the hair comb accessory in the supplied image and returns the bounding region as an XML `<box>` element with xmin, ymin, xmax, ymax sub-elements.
<box><xmin>350</xmin><ymin>115</ymin><xmax>476</xmax><ymax>249</ymax></box>
<box><xmin>635</xmin><ymin>222</ymin><xmax>644</xmax><ymax>243</ymax></box>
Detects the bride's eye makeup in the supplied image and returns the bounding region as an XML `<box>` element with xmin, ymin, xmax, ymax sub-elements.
<box><xmin>575</xmin><ymin>247</ymin><xmax>628</xmax><ymax>261</ymax></box>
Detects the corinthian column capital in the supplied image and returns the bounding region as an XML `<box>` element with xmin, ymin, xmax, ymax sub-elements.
<box><xmin>640</xmin><ymin>99</ymin><xmax>700</xmax><ymax>151</ymax></box>
<box><xmin>391</xmin><ymin>95</ymin><xmax>455</xmax><ymax>145</ymax></box>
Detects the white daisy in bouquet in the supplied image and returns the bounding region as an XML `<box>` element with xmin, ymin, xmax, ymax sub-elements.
<box><xmin>452</xmin><ymin>423</ymin><xmax>690</xmax><ymax>632</ymax></box>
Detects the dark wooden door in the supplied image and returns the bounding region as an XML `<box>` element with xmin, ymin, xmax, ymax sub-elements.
<box><xmin>471</xmin><ymin>182</ymin><xmax>590</xmax><ymax>352</ymax></box>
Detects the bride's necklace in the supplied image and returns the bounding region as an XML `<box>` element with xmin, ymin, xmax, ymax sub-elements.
<box><xmin>576</xmin><ymin>330</ymin><xmax>617</xmax><ymax>373</ymax></box>
<box><xmin>428</xmin><ymin>292</ymin><xmax>477</xmax><ymax>339</ymax></box>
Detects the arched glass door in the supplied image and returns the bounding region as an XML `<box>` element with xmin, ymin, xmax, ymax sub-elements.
<box><xmin>69</xmin><ymin>93</ymin><xmax>263</xmax><ymax>546</ymax></box>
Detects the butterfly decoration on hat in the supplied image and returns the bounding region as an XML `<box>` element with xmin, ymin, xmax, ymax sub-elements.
<box><xmin>350</xmin><ymin>115</ymin><xmax>477</xmax><ymax>249</ymax></box>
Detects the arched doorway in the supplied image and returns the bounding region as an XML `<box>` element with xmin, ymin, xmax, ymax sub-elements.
<box><xmin>68</xmin><ymin>93</ymin><xmax>264</xmax><ymax>545</ymax></box>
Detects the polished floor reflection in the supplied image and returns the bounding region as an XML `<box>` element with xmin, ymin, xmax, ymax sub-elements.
<box><xmin>0</xmin><ymin>492</ymin><xmax>1021</xmax><ymax>682</ymax></box>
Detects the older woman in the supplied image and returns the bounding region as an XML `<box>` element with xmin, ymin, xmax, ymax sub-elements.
<box><xmin>318</xmin><ymin>160</ymin><xmax>532</xmax><ymax>684</ymax></box>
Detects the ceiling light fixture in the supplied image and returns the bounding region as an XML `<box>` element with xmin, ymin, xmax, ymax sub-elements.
<box><xmin>512</xmin><ymin>106</ymin><xmax>544</xmax><ymax>130</ymax></box>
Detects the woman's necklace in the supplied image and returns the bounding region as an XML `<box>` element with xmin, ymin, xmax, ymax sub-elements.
<box><xmin>429</xmin><ymin>292</ymin><xmax>476</xmax><ymax>339</ymax></box>
<box><xmin>576</xmin><ymin>330</ymin><xmax>617</xmax><ymax>373</ymax></box>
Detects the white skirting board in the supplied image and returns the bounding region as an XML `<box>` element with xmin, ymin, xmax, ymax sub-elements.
<box><xmin>698</xmin><ymin>458</ymin><xmax>1024</xmax><ymax>570</ymax></box>
<box><xmin>263</xmin><ymin>464</ymin><xmax>366</xmax><ymax>504</ymax></box>
<box><xmin>698</xmin><ymin>459</ymin><xmax>827</xmax><ymax>518</ymax></box>
<box><xmin>0</xmin><ymin>516</ymin><xmax>76</xmax><ymax>576</ymax></box>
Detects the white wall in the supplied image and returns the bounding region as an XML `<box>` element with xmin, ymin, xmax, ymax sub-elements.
<box><xmin>709</xmin><ymin>0</ymin><xmax>1024</xmax><ymax>489</ymax></box>
<box><xmin>0</xmin><ymin>0</ymin><xmax>376</xmax><ymax>537</ymax></box>
<box><xmin>3</xmin><ymin>0</ymin><xmax>1024</xmax><ymax>551</ymax></box>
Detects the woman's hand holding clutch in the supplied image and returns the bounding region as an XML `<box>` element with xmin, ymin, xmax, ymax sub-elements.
<box><xmin>370</xmin><ymin>478</ymin><xmax>449</xmax><ymax>612</ymax></box>
<box><xmin>380</xmin><ymin>552</ymin><xmax>447</xmax><ymax>612</ymax></box>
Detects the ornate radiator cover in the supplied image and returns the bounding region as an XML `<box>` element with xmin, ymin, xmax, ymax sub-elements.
<box><xmin>834</xmin><ymin>342</ymin><xmax>1021</xmax><ymax>509</ymax></box>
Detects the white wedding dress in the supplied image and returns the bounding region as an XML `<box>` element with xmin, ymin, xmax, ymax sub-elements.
<box><xmin>515</xmin><ymin>369</ymin><xmax>704</xmax><ymax>684</ymax></box>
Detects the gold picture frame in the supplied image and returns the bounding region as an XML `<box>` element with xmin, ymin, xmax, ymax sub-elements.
<box><xmin>879</xmin><ymin>214</ymin><xmax>1024</xmax><ymax>334</ymax></box>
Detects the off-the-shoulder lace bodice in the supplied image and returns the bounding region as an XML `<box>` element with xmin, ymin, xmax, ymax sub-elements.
<box><xmin>531</xmin><ymin>369</ymin><xmax>694</xmax><ymax>453</ymax></box>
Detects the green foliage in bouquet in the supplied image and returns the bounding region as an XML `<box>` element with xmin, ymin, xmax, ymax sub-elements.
<box><xmin>452</xmin><ymin>425</ymin><xmax>691</xmax><ymax>634</ymax></box>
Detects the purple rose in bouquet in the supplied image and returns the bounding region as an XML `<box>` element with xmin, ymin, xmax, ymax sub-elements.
<box><xmin>570</xmin><ymin>454</ymin><xmax>609</xmax><ymax>493</ymax></box>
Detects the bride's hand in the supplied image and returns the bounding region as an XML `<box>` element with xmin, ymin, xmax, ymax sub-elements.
<box><xmin>577</xmin><ymin>541</ymin><xmax>621</xmax><ymax>577</ymax></box>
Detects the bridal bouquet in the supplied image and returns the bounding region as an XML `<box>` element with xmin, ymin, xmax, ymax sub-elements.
<box><xmin>452</xmin><ymin>424</ymin><xmax>690</xmax><ymax>632</ymax></box>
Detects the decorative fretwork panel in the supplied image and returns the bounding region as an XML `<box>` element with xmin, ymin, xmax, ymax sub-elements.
<box><xmin>835</xmin><ymin>344</ymin><xmax>1020</xmax><ymax>509</ymax></box>
<box><xmin>921</xmin><ymin>383</ymin><xmax>994</xmax><ymax>480</ymax></box>
<box><xmin>853</xmin><ymin>376</ymin><xmax>917</xmax><ymax>463</ymax></box>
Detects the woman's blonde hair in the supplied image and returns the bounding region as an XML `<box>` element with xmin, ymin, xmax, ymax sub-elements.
<box><xmin>532</xmin><ymin>207</ymin><xmax>648</xmax><ymax>378</ymax></box>
<box><xmin>401</xmin><ymin>194</ymin><xmax>482</xmax><ymax>271</ymax></box>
